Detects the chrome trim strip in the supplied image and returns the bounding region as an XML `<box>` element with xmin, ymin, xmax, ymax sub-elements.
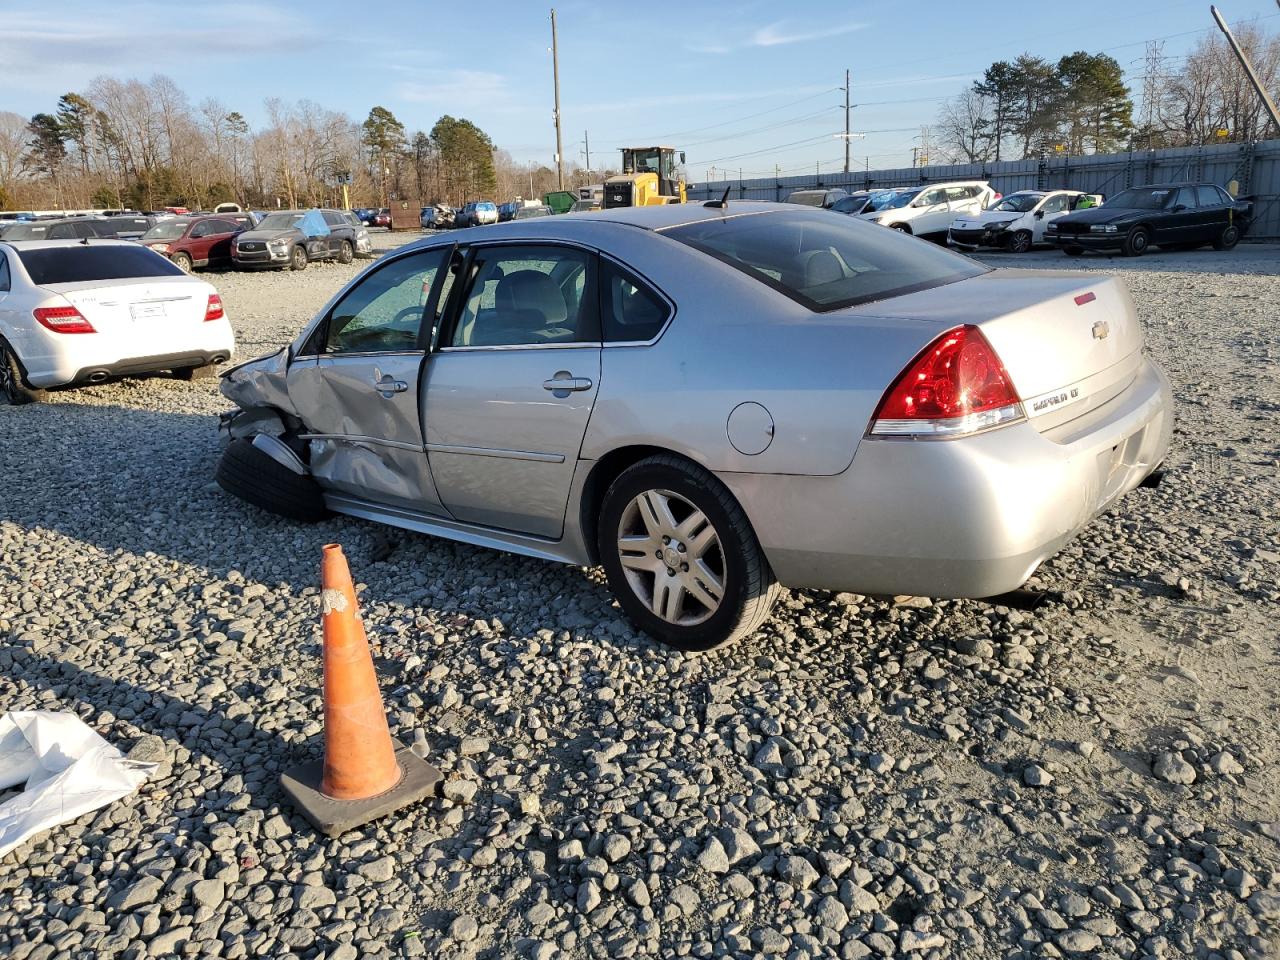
<box><xmin>425</xmin><ymin>442</ymin><xmax>564</xmax><ymax>463</ymax></box>
<box><xmin>438</xmin><ymin>342</ymin><xmax>593</xmax><ymax>353</ymax></box>
<box><xmin>300</xmin><ymin>433</ymin><xmax>423</xmax><ymax>451</ymax></box>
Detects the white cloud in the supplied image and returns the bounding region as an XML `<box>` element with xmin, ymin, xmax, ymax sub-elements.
<box><xmin>751</xmin><ymin>20</ymin><xmax>869</xmax><ymax>47</ymax></box>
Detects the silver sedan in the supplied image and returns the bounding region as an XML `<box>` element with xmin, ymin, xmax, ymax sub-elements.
<box><xmin>216</xmin><ymin>201</ymin><xmax>1172</xmax><ymax>649</ymax></box>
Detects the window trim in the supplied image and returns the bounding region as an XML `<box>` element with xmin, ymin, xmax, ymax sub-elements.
<box><xmin>435</xmin><ymin>239</ymin><xmax>602</xmax><ymax>352</ymax></box>
<box><xmin>597</xmin><ymin>253</ymin><xmax>676</xmax><ymax>348</ymax></box>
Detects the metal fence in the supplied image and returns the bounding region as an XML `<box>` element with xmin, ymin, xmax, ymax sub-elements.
<box><xmin>687</xmin><ymin>139</ymin><xmax>1280</xmax><ymax>241</ymax></box>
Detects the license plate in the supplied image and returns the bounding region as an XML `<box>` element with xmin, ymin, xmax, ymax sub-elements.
<box><xmin>130</xmin><ymin>302</ymin><xmax>166</xmax><ymax>320</ymax></box>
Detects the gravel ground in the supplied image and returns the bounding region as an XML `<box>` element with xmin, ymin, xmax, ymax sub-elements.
<box><xmin>1</xmin><ymin>231</ymin><xmax>1278</xmax><ymax>960</ymax></box>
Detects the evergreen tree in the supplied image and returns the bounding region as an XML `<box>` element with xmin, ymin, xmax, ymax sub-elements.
<box><xmin>1055</xmin><ymin>52</ymin><xmax>1133</xmax><ymax>154</ymax></box>
<box><xmin>972</xmin><ymin>61</ymin><xmax>1020</xmax><ymax>161</ymax></box>
<box><xmin>430</xmin><ymin>115</ymin><xmax>496</xmax><ymax>203</ymax></box>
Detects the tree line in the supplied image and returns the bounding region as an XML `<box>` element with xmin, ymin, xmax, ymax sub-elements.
<box><xmin>935</xmin><ymin>22</ymin><xmax>1279</xmax><ymax>164</ymax></box>
<box><xmin>0</xmin><ymin>75</ymin><xmax>596</xmax><ymax>212</ymax></box>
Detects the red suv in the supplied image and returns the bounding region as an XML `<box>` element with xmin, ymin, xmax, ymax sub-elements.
<box><xmin>139</xmin><ymin>214</ymin><xmax>254</xmax><ymax>272</ymax></box>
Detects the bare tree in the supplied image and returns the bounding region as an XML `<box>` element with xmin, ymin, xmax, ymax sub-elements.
<box><xmin>935</xmin><ymin>90</ymin><xmax>994</xmax><ymax>163</ymax></box>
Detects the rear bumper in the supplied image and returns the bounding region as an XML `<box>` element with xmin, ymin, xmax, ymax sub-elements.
<box><xmin>23</xmin><ymin>322</ymin><xmax>235</xmax><ymax>388</ymax></box>
<box><xmin>720</xmin><ymin>356</ymin><xmax>1172</xmax><ymax>597</ymax></box>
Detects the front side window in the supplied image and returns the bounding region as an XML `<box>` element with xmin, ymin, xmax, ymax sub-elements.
<box><xmin>323</xmin><ymin>248</ymin><xmax>448</xmax><ymax>354</ymax></box>
<box><xmin>450</xmin><ymin>245</ymin><xmax>596</xmax><ymax>348</ymax></box>
<box><xmin>1039</xmin><ymin>194</ymin><xmax>1070</xmax><ymax>214</ymax></box>
<box><xmin>664</xmin><ymin>209</ymin><xmax>986</xmax><ymax>312</ymax></box>
<box><xmin>1109</xmin><ymin>188</ymin><xmax>1174</xmax><ymax>210</ymax></box>
<box><xmin>143</xmin><ymin>220</ymin><xmax>189</xmax><ymax>241</ymax></box>
<box><xmin>189</xmin><ymin>221</ymin><xmax>215</xmax><ymax>239</ymax></box>
<box><xmin>601</xmin><ymin>261</ymin><xmax>669</xmax><ymax>343</ymax></box>
<box><xmin>919</xmin><ymin>189</ymin><xmax>946</xmax><ymax>207</ymax></box>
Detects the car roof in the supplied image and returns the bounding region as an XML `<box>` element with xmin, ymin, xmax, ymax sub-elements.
<box><xmin>0</xmin><ymin>237</ymin><xmax>142</xmax><ymax>251</ymax></box>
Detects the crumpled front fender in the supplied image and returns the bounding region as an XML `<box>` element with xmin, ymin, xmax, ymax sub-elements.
<box><xmin>219</xmin><ymin>346</ymin><xmax>299</xmax><ymax>416</ymax></box>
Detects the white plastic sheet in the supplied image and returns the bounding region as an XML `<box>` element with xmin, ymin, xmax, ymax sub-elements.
<box><xmin>0</xmin><ymin>711</ymin><xmax>156</xmax><ymax>858</ymax></box>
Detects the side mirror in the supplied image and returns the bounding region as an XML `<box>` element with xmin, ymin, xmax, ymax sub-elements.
<box><xmin>1034</xmin><ymin>210</ymin><xmax>1044</xmax><ymax>219</ymax></box>
<box><xmin>1172</xmin><ymin>204</ymin><xmax>1187</xmax><ymax>212</ymax></box>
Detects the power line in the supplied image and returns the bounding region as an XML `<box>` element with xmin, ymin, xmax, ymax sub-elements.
<box><xmin>623</xmin><ymin>87</ymin><xmax>840</xmax><ymax>144</ymax></box>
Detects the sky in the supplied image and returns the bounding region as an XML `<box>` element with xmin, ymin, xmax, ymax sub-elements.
<box><xmin>1</xmin><ymin>0</ymin><xmax>1278</xmax><ymax>183</ymax></box>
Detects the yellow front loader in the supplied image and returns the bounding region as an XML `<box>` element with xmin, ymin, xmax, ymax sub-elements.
<box><xmin>603</xmin><ymin>146</ymin><xmax>687</xmax><ymax>207</ymax></box>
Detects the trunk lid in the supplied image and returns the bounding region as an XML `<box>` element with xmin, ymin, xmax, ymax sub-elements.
<box><xmin>43</xmin><ymin>277</ymin><xmax>211</xmax><ymax>351</ymax></box>
<box><xmin>843</xmin><ymin>269</ymin><xmax>1144</xmax><ymax>432</ymax></box>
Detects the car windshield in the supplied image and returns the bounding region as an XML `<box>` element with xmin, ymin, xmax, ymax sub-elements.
<box><xmin>1107</xmin><ymin>188</ymin><xmax>1175</xmax><ymax>210</ymax></box>
<box><xmin>866</xmin><ymin>189</ymin><xmax>919</xmax><ymax>212</ymax></box>
<box><xmin>257</xmin><ymin>213</ymin><xmax>303</xmax><ymax>230</ymax></box>
<box><xmin>16</xmin><ymin>245</ymin><xmax>185</xmax><ymax>285</ymax></box>
<box><xmin>1</xmin><ymin>222</ymin><xmax>52</xmax><ymax>240</ymax></box>
<box><xmin>785</xmin><ymin>192</ymin><xmax>825</xmax><ymax>207</ymax></box>
<box><xmin>990</xmin><ymin>194</ymin><xmax>1042</xmax><ymax>213</ymax></box>
<box><xmin>142</xmin><ymin>219</ymin><xmax>191</xmax><ymax>241</ymax></box>
<box><xmin>665</xmin><ymin>209</ymin><xmax>986</xmax><ymax>311</ymax></box>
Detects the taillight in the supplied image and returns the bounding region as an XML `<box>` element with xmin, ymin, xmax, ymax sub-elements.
<box><xmin>869</xmin><ymin>324</ymin><xmax>1023</xmax><ymax>438</ymax></box>
<box><xmin>33</xmin><ymin>305</ymin><xmax>95</xmax><ymax>334</ymax></box>
<box><xmin>204</xmin><ymin>294</ymin><xmax>224</xmax><ymax>322</ymax></box>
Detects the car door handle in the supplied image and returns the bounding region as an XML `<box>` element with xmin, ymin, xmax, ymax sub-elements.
<box><xmin>542</xmin><ymin>374</ymin><xmax>593</xmax><ymax>393</ymax></box>
<box><xmin>373</xmin><ymin>374</ymin><xmax>408</xmax><ymax>396</ymax></box>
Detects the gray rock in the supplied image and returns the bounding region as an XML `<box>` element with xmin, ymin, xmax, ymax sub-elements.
<box><xmin>777</xmin><ymin>855</ymin><xmax>820</xmax><ymax>889</ymax></box>
<box><xmin>443</xmin><ymin>779</ymin><xmax>478</xmax><ymax>804</ymax></box>
<box><xmin>1153</xmin><ymin>751</ymin><xmax>1197</xmax><ymax>785</ymax></box>
<box><xmin>1056</xmin><ymin>930</ymin><xmax>1102</xmax><ymax>953</ymax></box>
<box><xmin>601</xmin><ymin>833</ymin><xmax>631</xmax><ymax>863</ymax></box>
<box><xmin>1248</xmin><ymin>890</ymin><xmax>1280</xmax><ymax>920</ymax></box>
<box><xmin>190</xmin><ymin>879</ymin><xmax>225</xmax><ymax>909</ymax></box>
<box><xmin>358</xmin><ymin>857</ymin><xmax>397</xmax><ymax>883</ymax></box>
<box><xmin>814</xmin><ymin>895</ymin><xmax>849</xmax><ymax>931</ymax></box>
<box><xmin>720</xmin><ymin>827</ymin><xmax>760</xmax><ymax>866</ymax></box>
<box><xmin>107</xmin><ymin>877</ymin><xmax>162</xmax><ymax>911</ymax></box>
<box><xmin>1023</xmin><ymin>764</ymin><xmax>1053</xmax><ymax>787</ymax></box>
<box><xmin>577</xmin><ymin>879</ymin><xmax>602</xmax><ymax>913</ymax></box>
<box><xmin>697</xmin><ymin>837</ymin><xmax>730</xmax><ymax>874</ymax></box>
<box><xmin>449</xmin><ymin>914</ymin><xmax>479</xmax><ymax>941</ymax></box>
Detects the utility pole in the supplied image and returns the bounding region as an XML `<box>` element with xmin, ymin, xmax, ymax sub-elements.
<box><xmin>1211</xmin><ymin>5</ymin><xmax>1280</xmax><ymax>136</ymax></box>
<box><xmin>582</xmin><ymin>130</ymin><xmax>590</xmax><ymax>181</ymax></box>
<box><xmin>550</xmin><ymin>8</ymin><xmax>565</xmax><ymax>189</ymax></box>
<box><xmin>843</xmin><ymin>68</ymin><xmax>851</xmax><ymax>174</ymax></box>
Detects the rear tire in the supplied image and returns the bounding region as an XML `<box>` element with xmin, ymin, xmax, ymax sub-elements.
<box><xmin>337</xmin><ymin>240</ymin><xmax>354</xmax><ymax>264</ymax></box>
<box><xmin>597</xmin><ymin>454</ymin><xmax>780</xmax><ymax>651</ymax></box>
<box><xmin>171</xmin><ymin>252</ymin><xmax>193</xmax><ymax>273</ymax></box>
<box><xmin>1213</xmin><ymin>224</ymin><xmax>1240</xmax><ymax>251</ymax></box>
<box><xmin>290</xmin><ymin>246</ymin><xmax>308</xmax><ymax>271</ymax></box>
<box><xmin>1008</xmin><ymin>230</ymin><xmax>1033</xmax><ymax>254</ymax></box>
<box><xmin>890</xmin><ymin>223</ymin><xmax>911</xmax><ymax>233</ymax></box>
<box><xmin>215</xmin><ymin>437</ymin><xmax>328</xmax><ymax>522</ymax></box>
<box><xmin>0</xmin><ymin>340</ymin><xmax>45</xmax><ymax>405</ymax></box>
<box><xmin>1121</xmin><ymin>226</ymin><xmax>1150</xmax><ymax>257</ymax></box>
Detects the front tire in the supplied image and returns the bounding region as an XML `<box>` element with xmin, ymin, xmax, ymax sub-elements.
<box><xmin>337</xmin><ymin>240</ymin><xmax>354</xmax><ymax>264</ymax></box>
<box><xmin>597</xmin><ymin>455</ymin><xmax>779</xmax><ymax>651</ymax></box>
<box><xmin>290</xmin><ymin>246</ymin><xmax>308</xmax><ymax>271</ymax></box>
<box><xmin>215</xmin><ymin>437</ymin><xmax>328</xmax><ymax>522</ymax></box>
<box><xmin>1213</xmin><ymin>224</ymin><xmax>1240</xmax><ymax>250</ymax></box>
<box><xmin>890</xmin><ymin>223</ymin><xmax>911</xmax><ymax>233</ymax></box>
<box><xmin>0</xmin><ymin>341</ymin><xmax>45</xmax><ymax>405</ymax></box>
<box><xmin>1008</xmin><ymin>230</ymin><xmax>1033</xmax><ymax>254</ymax></box>
<box><xmin>1121</xmin><ymin>226</ymin><xmax>1150</xmax><ymax>257</ymax></box>
<box><xmin>171</xmin><ymin>252</ymin><xmax>193</xmax><ymax>273</ymax></box>
<box><xmin>1063</xmin><ymin>245</ymin><xmax>1084</xmax><ymax>256</ymax></box>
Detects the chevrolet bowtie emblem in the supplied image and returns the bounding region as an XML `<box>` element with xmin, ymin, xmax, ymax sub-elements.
<box><xmin>1092</xmin><ymin>321</ymin><xmax>1110</xmax><ymax>340</ymax></box>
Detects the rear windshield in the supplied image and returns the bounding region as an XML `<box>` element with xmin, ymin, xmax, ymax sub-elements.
<box><xmin>664</xmin><ymin>209</ymin><xmax>986</xmax><ymax>311</ymax></box>
<box><xmin>1</xmin><ymin>222</ymin><xmax>50</xmax><ymax>240</ymax></box>
<box><xmin>257</xmin><ymin>213</ymin><xmax>303</xmax><ymax>231</ymax></box>
<box><xmin>16</xmin><ymin>245</ymin><xmax>185</xmax><ymax>285</ymax></box>
<box><xmin>785</xmin><ymin>192</ymin><xmax>825</xmax><ymax>207</ymax></box>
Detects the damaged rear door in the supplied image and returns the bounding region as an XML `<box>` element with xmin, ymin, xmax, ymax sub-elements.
<box><xmin>289</xmin><ymin>245</ymin><xmax>453</xmax><ymax>514</ymax></box>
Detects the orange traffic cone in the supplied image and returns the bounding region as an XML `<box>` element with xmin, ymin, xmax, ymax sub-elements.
<box><xmin>280</xmin><ymin>543</ymin><xmax>441</xmax><ymax>836</ymax></box>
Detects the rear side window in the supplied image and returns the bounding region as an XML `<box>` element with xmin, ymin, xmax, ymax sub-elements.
<box><xmin>1174</xmin><ymin>187</ymin><xmax>1199</xmax><ymax>209</ymax></box>
<box><xmin>665</xmin><ymin>210</ymin><xmax>986</xmax><ymax>312</ymax></box>
<box><xmin>785</xmin><ymin>192</ymin><xmax>824</xmax><ymax>207</ymax></box>
<box><xmin>0</xmin><ymin>254</ymin><xmax>10</xmax><ymax>291</ymax></box>
<box><xmin>48</xmin><ymin>223</ymin><xmax>79</xmax><ymax>240</ymax></box>
<box><xmin>16</xmin><ymin>246</ymin><xmax>184</xmax><ymax>285</ymax></box>
<box><xmin>1196</xmin><ymin>186</ymin><xmax>1223</xmax><ymax>207</ymax></box>
<box><xmin>601</xmin><ymin>261</ymin><xmax>670</xmax><ymax>343</ymax></box>
<box><xmin>322</xmin><ymin>211</ymin><xmax>346</xmax><ymax>228</ymax></box>
<box><xmin>88</xmin><ymin>221</ymin><xmax>121</xmax><ymax>238</ymax></box>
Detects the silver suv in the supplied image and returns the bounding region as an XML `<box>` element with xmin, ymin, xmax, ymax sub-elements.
<box><xmin>232</xmin><ymin>209</ymin><xmax>371</xmax><ymax>271</ymax></box>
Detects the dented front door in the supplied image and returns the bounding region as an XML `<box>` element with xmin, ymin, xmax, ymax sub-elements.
<box><xmin>287</xmin><ymin>246</ymin><xmax>453</xmax><ymax>514</ymax></box>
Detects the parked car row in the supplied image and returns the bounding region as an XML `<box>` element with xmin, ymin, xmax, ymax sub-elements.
<box><xmin>785</xmin><ymin>179</ymin><xmax>1252</xmax><ymax>257</ymax></box>
<box><xmin>421</xmin><ymin>195</ymin><xmax>590</xmax><ymax>230</ymax></box>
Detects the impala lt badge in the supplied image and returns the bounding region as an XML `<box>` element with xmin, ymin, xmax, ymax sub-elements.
<box><xmin>1092</xmin><ymin>321</ymin><xmax>1110</xmax><ymax>340</ymax></box>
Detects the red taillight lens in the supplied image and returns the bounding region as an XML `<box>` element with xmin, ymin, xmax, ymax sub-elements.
<box><xmin>870</xmin><ymin>324</ymin><xmax>1023</xmax><ymax>438</ymax></box>
<box><xmin>33</xmin><ymin>305</ymin><xmax>95</xmax><ymax>334</ymax></box>
<box><xmin>204</xmin><ymin>294</ymin><xmax>224</xmax><ymax>322</ymax></box>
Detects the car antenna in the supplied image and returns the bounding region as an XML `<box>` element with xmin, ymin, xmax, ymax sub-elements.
<box><xmin>79</xmin><ymin>236</ymin><xmax>90</xmax><ymax>245</ymax></box>
<box><xmin>703</xmin><ymin>186</ymin><xmax>731</xmax><ymax>209</ymax></box>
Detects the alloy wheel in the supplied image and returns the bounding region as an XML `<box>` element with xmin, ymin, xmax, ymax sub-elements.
<box><xmin>616</xmin><ymin>489</ymin><xmax>725</xmax><ymax>626</ymax></box>
<box><xmin>0</xmin><ymin>348</ymin><xmax>16</xmax><ymax>403</ymax></box>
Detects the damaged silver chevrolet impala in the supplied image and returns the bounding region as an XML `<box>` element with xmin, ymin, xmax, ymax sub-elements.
<box><xmin>218</xmin><ymin>202</ymin><xmax>1172</xmax><ymax>649</ymax></box>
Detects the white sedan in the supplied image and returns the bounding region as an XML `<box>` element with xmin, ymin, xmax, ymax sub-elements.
<box><xmin>948</xmin><ymin>190</ymin><xmax>1102</xmax><ymax>253</ymax></box>
<box><xmin>0</xmin><ymin>239</ymin><xmax>234</xmax><ymax>404</ymax></box>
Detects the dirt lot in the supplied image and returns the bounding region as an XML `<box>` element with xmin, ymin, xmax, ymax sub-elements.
<box><xmin>2</xmin><ymin>232</ymin><xmax>1278</xmax><ymax>960</ymax></box>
